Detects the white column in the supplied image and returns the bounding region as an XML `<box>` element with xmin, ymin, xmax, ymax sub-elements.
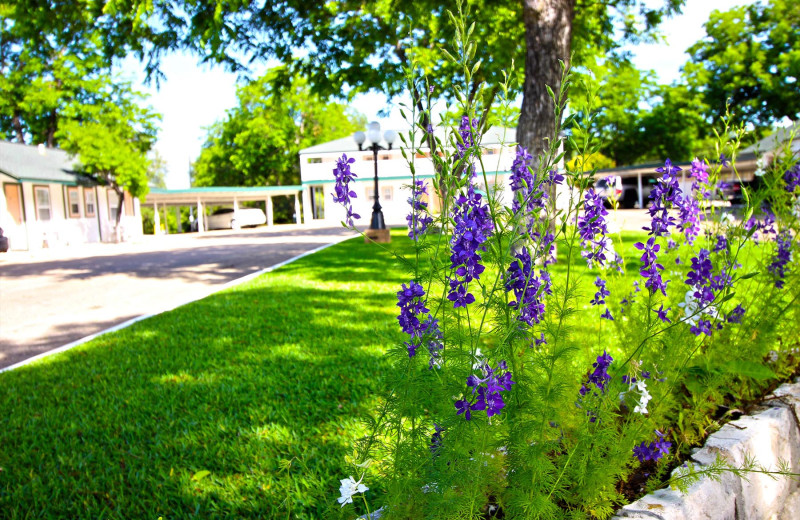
<box><xmin>266</xmin><ymin>197</ymin><xmax>274</xmax><ymax>226</ymax></box>
<box><xmin>153</xmin><ymin>202</ymin><xmax>161</xmax><ymax>235</ymax></box>
<box><xmin>162</xmin><ymin>204</ymin><xmax>169</xmax><ymax>234</ymax></box>
<box><xmin>196</xmin><ymin>199</ymin><xmax>205</xmax><ymax>233</ymax></box>
<box><xmin>302</xmin><ymin>187</ymin><xmax>313</xmax><ymax>223</ymax></box>
<box><xmin>294</xmin><ymin>193</ymin><xmax>302</xmax><ymax>225</ymax></box>
<box><xmin>637</xmin><ymin>173</ymin><xmax>643</xmax><ymax>209</ymax></box>
<box><xmin>233</xmin><ymin>196</ymin><xmax>239</xmax><ymax>214</ymax></box>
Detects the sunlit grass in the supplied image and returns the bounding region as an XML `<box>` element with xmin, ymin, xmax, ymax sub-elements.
<box><xmin>0</xmin><ymin>228</ymin><xmax>658</xmax><ymax>519</ymax></box>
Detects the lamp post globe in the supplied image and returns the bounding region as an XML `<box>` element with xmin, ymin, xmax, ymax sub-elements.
<box><xmin>353</xmin><ymin>120</ymin><xmax>393</xmax><ymax>243</ymax></box>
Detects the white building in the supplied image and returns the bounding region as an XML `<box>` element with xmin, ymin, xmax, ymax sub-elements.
<box><xmin>0</xmin><ymin>141</ymin><xmax>143</xmax><ymax>250</ymax></box>
<box><xmin>298</xmin><ymin>125</ymin><xmax>522</xmax><ymax>228</ymax></box>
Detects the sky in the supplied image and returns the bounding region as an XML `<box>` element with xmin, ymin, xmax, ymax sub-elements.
<box><xmin>117</xmin><ymin>0</ymin><xmax>758</xmax><ymax>189</ymax></box>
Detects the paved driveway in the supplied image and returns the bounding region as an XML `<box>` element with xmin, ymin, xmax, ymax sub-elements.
<box><xmin>0</xmin><ymin>225</ymin><xmax>354</xmax><ymax>369</ymax></box>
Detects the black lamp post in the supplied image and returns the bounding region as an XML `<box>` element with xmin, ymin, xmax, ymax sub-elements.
<box><xmin>354</xmin><ymin>121</ymin><xmax>398</xmax><ymax>234</ymax></box>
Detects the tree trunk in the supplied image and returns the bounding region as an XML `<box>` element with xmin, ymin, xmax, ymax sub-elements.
<box><xmin>517</xmin><ymin>0</ymin><xmax>575</xmax><ymax>162</ymax></box>
<box><xmin>12</xmin><ymin>112</ymin><xmax>25</xmax><ymax>144</ymax></box>
<box><xmin>115</xmin><ymin>187</ymin><xmax>125</xmax><ymax>242</ymax></box>
<box><xmin>45</xmin><ymin>110</ymin><xmax>57</xmax><ymax>148</ymax></box>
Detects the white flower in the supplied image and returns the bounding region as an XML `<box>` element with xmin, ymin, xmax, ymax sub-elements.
<box><xmin>792</xmin><ymin>198</ymin><xmax>800</xmax><ymax>220</ymax></box>
<box><xmin>768</xmin><ymin>350</ymin><xmax>779</xmax><ymax>363</ymax></box>
<box><xmin>633</xmin><ymin>379</ymin><xmax>651</xmax><ymax>415</ymax></box>
<box><xmin>678</xmin><ymin>289</ymin><xmax>717</xmax><ymax>326</ymax></box>
<box><xmin>755</xmin><ymin>157</ymin><xmax>766</xmax><ymax>177</ymax></box>
<box><xmin>338</xmin><ymin>475</ymin><xmax>368</xmax><ymax>507</ymax></box>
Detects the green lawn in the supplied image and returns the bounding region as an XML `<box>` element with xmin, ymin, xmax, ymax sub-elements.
<box><xmin>0</xmin><ymin>231</ymin><xmax>417</xmax><ymax>519</ymax></box>
<box><xmin>0</xmin><ymin>228</ymin><xmax>659</xmax><ymax>519</ymax></box>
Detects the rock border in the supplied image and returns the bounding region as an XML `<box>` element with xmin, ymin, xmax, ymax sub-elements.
<box><xmin>614</xmin><ymin>381</ymin><xmax>800</xmax><ymax>520</ymax></box>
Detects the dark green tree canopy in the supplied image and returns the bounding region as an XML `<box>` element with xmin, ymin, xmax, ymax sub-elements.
<box><xmin>685</xmin><ymin>0</ymin><xmax>800</xmax><ymax>128</ymax></box>
<box><xmin>193</xmin><ymin>70</ymin><xmax>365</xmax><ymax>189</ymax></box>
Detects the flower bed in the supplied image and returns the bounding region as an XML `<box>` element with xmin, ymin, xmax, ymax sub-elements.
<box><xmin>329</xmin><ymin>14</ymin><xmax>800</xmax><ymax>519</ymax></box>
<box><xmin>615</xmin><ymin>380</ymin><xmax>800</xmax><ymax>519</ymax></box>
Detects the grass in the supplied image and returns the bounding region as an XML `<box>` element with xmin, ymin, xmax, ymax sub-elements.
<box><xmin>0</xmin><ymin>227</ymin><xmax>657</xmax><ymax>519</ymax></box>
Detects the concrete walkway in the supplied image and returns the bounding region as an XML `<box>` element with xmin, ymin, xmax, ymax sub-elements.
<box><xmin>0</xmin><ymin>225</ymin><xmax>355</xmax><ymax>369</ymax></box>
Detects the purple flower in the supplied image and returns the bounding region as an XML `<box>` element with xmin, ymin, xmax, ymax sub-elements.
<box><xmin>713</xmin><ymin>234</ymin><xmax>728</xmax><ymax>253</ymax></box>
<box><xmin>332</xmin><ymin>154</ymin><xmax>360</xmax><ymax>226</ymax></box>
<box><xmin>430</xmin><ymin>424</ymin><xmax>444</xmax><ymax>455</ymax></box>
<box><xmin>407</xmin><ymin>180</ymin><xmax>434</xmax><ymax>240</ymax></box>
<box><xmin>768</xmin><ymin>232</ymin><xmax>793</xmax><ymax>289</ymax></box>
<box><xmin>785</xmin><ymin>164</ymin><xmax>800</xmax><ymax>193</ymax></box>
<box><xmin>581</xmin><ymin>351</ymin><xmax>613</xmax><ymax>396</ymax></box>
<box><xmin>578</xmin><ymin>189</ymin><xmax>609</xmax><ymax>266</ymax></box>
<box><xmin>690</xmin><ymin>318</ymin><xmax>713</xmax><ymax>337</ymax></box>
<box><xmin>456</xmin><ymin>361</ymin><xmax>515</xmax><ymax>420</ymax></box>
<box><xmin>634</xmin><ymin>430</ymin><xmax>671</xmax><ymax>463</ymax></box>
<box><xmin>455</xmin><ymin>115</ymin><xmax>479</xmax><ymax>163</ymax></box>
<box><xmin>727</xmin><ymin>304</ymin><xmax>746</xmax><ymax>324</ymax></box>
<box><xmin>719</xmin><ymin>153</ymin><xmax>730</xmax><ymax>168</ymax></box>
<box><xmin>634</xmin><ymin>237</ymin><xmax>668</xmax><ymax>295</ymax></box>
<box><xmin>448</xmin><ymin>183</ymin><xmax>493</xmax><ymax>308</ymax></box>
<box><xmin>534</xmin><ymin>333</ymin><xmax>547</xmax><ymax>347</ymax></box>
<box><xmin>591</xmin><ymin>277</ymin><xmax>610</xmax><ymax>306</ymax></box>
<box><xmin>645</xmin><ymin>159</ymin><xmax>683</xmax><ymax>237</ymax></box>
<box><xmin>505</xmin><ymin>248</ymin><xmax>551</xmax><ymax>326</ymax></box>
<box><xmin>397</xmin><ymin>282</ymin><xmax>443</xmax><ymax>366</ymax></box>
<box><xmin>653</xmin><ymin>305</ymin><xmax>671</xmax><ymax>324</ymax></box>
<box><xmin>600</xmin><ymin>307</ymin><xmax>614</xmax><ymax>321</ymax></box>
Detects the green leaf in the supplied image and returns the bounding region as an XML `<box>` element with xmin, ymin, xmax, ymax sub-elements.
<box><xmin>191</xmin><ymin>470</ymin><xmax>211</xmax><ymax>481</ymax></box>
<box><xmin>719</xmin><ymin>361</ymin><xmax>776</xmax><ymax>381</ymax></box>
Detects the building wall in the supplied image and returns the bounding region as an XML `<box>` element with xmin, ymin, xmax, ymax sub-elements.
<box><xmin>300</xmin><ymin>146</ymin><xmax>518</xmax><ymax>227</ymax></box>
<box><xmin>0</xmin><ymin>177</ymin><xmax>143</xmax><ymax>250</ymax></box>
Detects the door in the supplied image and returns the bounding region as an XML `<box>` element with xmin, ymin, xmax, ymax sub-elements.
<box><xmin>2</xmin><ymin>183</ymin><xmax>27</xmax><ymax>249</ymax></box>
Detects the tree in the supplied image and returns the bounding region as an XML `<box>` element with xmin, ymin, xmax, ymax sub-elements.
<box><xmin>147</xmin><ymin>150</ymin><xmax>169</xmax><ymax>189</ymax></box>
<box><xmin>57</xmin><ymin>80</ymin><xmax>160</xmax><ymax>235</ymax></box>
<box><xmin>685</xmin><ymin>0</ymin><xmax>800</xmax><ymax>129</ymax></box>
<box><xmin>102</xmin><ymin>0</ymin><xmax>684</xmax><ymax>164</ymax></box>
<box><xmin>193</xmin><ymin>70</ymin><xmax>365</xmax><ymax>221</ymax></box>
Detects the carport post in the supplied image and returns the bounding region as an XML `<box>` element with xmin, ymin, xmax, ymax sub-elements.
<box><xmin>162</xmin><ymin>204</ymin><xmax>169</xmax><ymax>235</ymax></box>
<box><xmin>266</xmin><ymin>197</ymin><xmax>274</xmax><ymax>226</ymax></box>
<box><xmin>294</xmin><ymin>193</ymin><xmax>302</xmax><ymax>225</ymax></box>
<box><xmin>637</xmin><ymin>173</ymin><xmax>643</xmax><ymax>209</ymax></box>
<box><xmin>233</xmin><ymin>197</ymin><xmax>239</xmax><ymax>215</ymax></box>
<box><xmin>154</xmin><ymin>202</ymin><xmax>161</xmax><ymax>235</ymax></box>
<box><xmin>196</xmin><ymin>199</ymin><xmax>205</xmax><ymax>233</ymax></box>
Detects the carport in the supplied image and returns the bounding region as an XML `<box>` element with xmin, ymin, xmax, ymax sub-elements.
<box><xmin>144</xmin><ymin>186</ymin><xmax>303</xmax><ymax>233</ymax></box>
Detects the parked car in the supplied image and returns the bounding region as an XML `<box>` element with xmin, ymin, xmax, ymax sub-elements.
<box><xmin>0</xmin><ymin>227</ymin><xmax>8</xmax><ymax>252</ymax></box>
<box><xmin>595</xmin><ymin>175</ymin><xmax>658</xmax><ymax>209</ymax></box>
<box><xmin>194</xmin><ymin>207</ymin><xmax>267</xmax><ymax>231</ymax></box>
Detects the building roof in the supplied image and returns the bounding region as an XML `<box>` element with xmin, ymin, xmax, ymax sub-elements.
<box><xmin>741</xmin><ymin>121</ymin><xmax>800</xmax><ymax>154</ymax></box>
<box><xmin>0</xmin><ymin>141</ymin><xmax>88</xmax><ymax>184</ymax></box>
<box><xmin>146</xmin><ymin>186</ymin><xmax>303</xmax><ymax>205</ymax></box>
<box><xmin>298</xmin><ymin>125</ymin><xmax>517</xmax><ymax>155</ymax></box>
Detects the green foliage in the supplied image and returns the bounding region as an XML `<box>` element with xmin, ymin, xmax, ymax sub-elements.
<box><xmin>193</xmin><ymin>70</ymin><xmax>365</xmax><ymax>222</ymax></box>
<box><xmin>56</xmin><ymin>79</ymin><xmax>159</xmax><ymax>218</ymax></box>
<box><xmin>685</xmin><ymin>0</ymin><xmax>800</xmax><ymax>129</ymax></box>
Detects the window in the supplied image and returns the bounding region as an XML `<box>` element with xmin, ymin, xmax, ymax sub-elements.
<box><xmin>307</xmin><ymin>157</ymin><xmax>322</xmax><ymax>164</ymax></box>
<box><xmin>311</xmin><ymin>186</ymin><xmax>325</xmax><ymax>220</ymax></box>
<box><xmin>380</xmin><ymin>154</ymin><xmax>391</xmax><ymax>161</ymax></box>
<box><xmin>107</xmin><ymin>190</ymin><xmax>121</xmax><ymax>220</ymax></box>
<box><xmin>34</xmin><ymin>186</ymin><xmax>51</xmax><ymax>221</ymax></box>
<box><xmin>84</xmin><ymin>189</ymin><xmax>96</xmax><ymax>217</ymax></box>
<box><xmin>366</xmin><ymin>186</ymin><xmax>393</xmax><ymax>202</ymax></box>
<box><xmin>67</xmin><ymin>187</ymin><xmax>81</xmax><ymax>218</ymax></box>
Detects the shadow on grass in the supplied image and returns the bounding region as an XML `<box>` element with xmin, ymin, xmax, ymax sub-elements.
<box><xmin>0</xmin><ymin>282</ymin><xmax>401</xmax><ymax>519</ymax></box>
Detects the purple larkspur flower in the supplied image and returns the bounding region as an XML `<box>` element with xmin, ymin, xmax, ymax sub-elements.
<box><xmin>634</xmin><ymin>430</ymin><xmax>671</xmax><ymax>463</ymax></box>
<box><xmin>653</xmin><ymin>305</ymin><xmax>671</xmax><ymax>324</ymax></box>
<box><xmin>455</xmin><ymin>115</ymin><xmax>479</xmax><ymax>164</ymax></box>
<box><xmin>456</xmin><ymin>361</ymin><xmax>515</xmax><ymax>420</ymax></box>
<box><xmin>690</xmin><ymin>318</ymin><xmax>713</xmax><ymax>337</ymax></box>
<box><xmin>727</xmin><ymin>304</ymin><xmax>746</xmax><ymax>324</ymax></box>
<box><xmin>332</xmin><ymin>154</ymin><xmax>360</xmax><ymax>226</ymax></box>
<box><xmin>713</xmin><ymin>234</ymin><xmax>728</xmax><ymax>253</ymax></box>
<box><xmin>581</xmin><ymin>351</ymin><xmax>613</xmax><ymax>396</ymax></box>
<box><xmin>645</xmin><ymin>159</ymin><xmax>683</xmax><ymax>237</ymax></box>
<box><xmin>634</xmin><ymin>237</ymin><xmax>668</xmax><ymax>295</ymax></box>
<box><xmin>407</xmin><ymin>180</ymin><xmax>434</xmax><ymax>240</ymax></box>
<box><xmin>768</xmin><ymin>232</ymin><xmax>793</xmax><ymax>289</ymax></box>
<box><xmin>535</xmin><ymin>333</ymin><xmax>547</xmax><ymax>347</ymax></box>
<box><xmin>719</xmin><ymin>153</ymin><xmax>730</xmax><ymax>168</ymax></box>
<box><xmin>600</xmin><ymin>307</ymin><xmax>614</xmax><ymax>321</ymax></box>
<box><xmin>505</xmin><ymin>248</ymin><xmax>551</xmax><ymax>326</ymax></box>
<box><xmin>591</xmin><ymin>277</ymin><xmax>610</xmax><ymax>306</ymax></box>
<box><xmin>578</xmin><ymin>188</ymin><xmax>609</xmax><ymax>266</ymax></box>
<box><xmin>397</xmin><ymin>282</ymin><xmax>443</xmax><ymax>366</ymax></box>
<box><xmin>448</xmin><ymin>183</ymin><xmax>493</xmax><ymax>308</ymax></box>
<box><xmin>785</xmin><ymin>164</ymin><xmax>800</xmax><ymax>193</ymax></box>
<box><xmin>430</xmin><ymin>424</ymin><xmax>443</xmax><ymax>455</ymax></box>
